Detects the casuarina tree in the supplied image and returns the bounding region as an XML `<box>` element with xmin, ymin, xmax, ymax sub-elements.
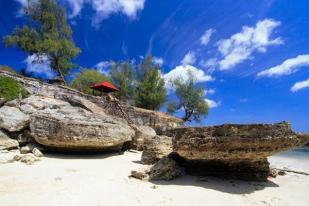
<box><xmin>3</xmin><ymin>0</ymin><xmax>80</xmax><ymax>83</ymax></box>
<box><xmin>168</xmin><ymin>71</ymin><xmax>208</xmax><ymax>122</ymax></box>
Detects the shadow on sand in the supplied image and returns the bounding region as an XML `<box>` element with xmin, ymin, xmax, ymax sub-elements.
<box><xmin>150</xmin><ymin>175</ymin><xmax>279</xmax><ymax>194</ymax></box>
<box><xmin>44</xmin><ymin>150</ymin><xmax>122</xmax><ymax>160</ymax></box>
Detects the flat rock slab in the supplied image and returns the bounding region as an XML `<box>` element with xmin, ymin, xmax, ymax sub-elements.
<box><xmin>0</xmin><ymin>106</ymin><xmax>29</xmax><ymax>132</ymax></box>
<box><xmin>30</xmin><ymin>105</ymin><xmax>135</xmax><ymax>151</ymax></box>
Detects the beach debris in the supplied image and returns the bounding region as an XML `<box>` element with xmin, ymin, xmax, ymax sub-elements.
<box><xmin>274</xmin><ymin>168</ymin><xmax>308</xmax><ymax>176</ymax></box>
<box><xmin>32</xmin><ymin>148</ymin><xmax>43</xmax><ymax>157</ymax></box>
<box><xmin>141</xmin><ymin>135</ymin><xmax>173</xmax><ymax>165</ymax></box>
<box><xmin>149</xmin><ymin>156</ymin><xmax>183</xmax><ymax>181</ymax></box>
<box><xmin>14</xmin><ymin>153</ymin><xmax>40</xmax><ymax>165</ymax></box>
<box><xmin>130</xmin><ymin>167</ymin><xmax>150</xmax><ymax>180</ymax></box>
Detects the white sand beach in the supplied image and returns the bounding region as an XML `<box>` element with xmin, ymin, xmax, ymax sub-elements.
<box><xmin>0</xmin><ymin>151</ymin><xmax>308</xmax><ymax>206</ymax></box>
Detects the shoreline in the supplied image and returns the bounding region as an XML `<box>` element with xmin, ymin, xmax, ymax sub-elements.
<box><xmin>0</xmin><ymin>150</ymin><xmax>308</xmax><ymax>206</ymax></box>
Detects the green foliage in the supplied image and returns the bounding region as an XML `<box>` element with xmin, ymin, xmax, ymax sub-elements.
<box><xmin>168</xmin><ymin>71</ymin><xmax>208</xmax><ymax>122</ymax></box>
<box><xmin>3</xmin><ymin>0</ymin><xmax>80</xmax><ymax>82</ymax></box>
<box><xmin>71</xmin><ymin>69</ymin><xmax>110</xmax><ymax>95</ymax></box>
<box><xmin>109</xmin><ymin>61</ymin><xmax>136</xmax><ymax>103</ymax></box>
<box><xmin>0</xmin><ymin>76</ymin><xmax>28</xmax><ymax>100</ymax></box>
<box><xmin>134</xmin><ymin>55</ymin><xmax>166</xmax><ymax>110</ymax></box>
<box><xmin>0</xmin><ymin>65</ymin><xmax>16</xmax><ymax>73</ymax></box>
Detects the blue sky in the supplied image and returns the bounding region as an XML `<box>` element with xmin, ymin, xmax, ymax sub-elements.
<box><xmin>0</xmin><ymin>0</ymin><xmax>308</xmax><ymax>132</ymax></box>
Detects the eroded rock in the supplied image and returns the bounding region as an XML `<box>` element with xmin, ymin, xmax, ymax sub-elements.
<box><xmin>30</xmin><ymin>105</ymin><xmax>135</xmax><ymax>151</ymax></box>
<box><xmin>14</xmin><ymin>153</ymin><xmax>40</xmax><ymax>165</ymax></box>
<box><xmin>141</xmin><ymin>135</ymin><xmax>172</xmax><ymax>164</ymax></box>
<box><xmin>0</xmin><ymin>106</ymin><xmax>29</xmax><ymax>132</ymax></box>
<box><xmin>164</xmin><ymin>122</ymin><xmax>305</xmax><ymax>181</ymax></box>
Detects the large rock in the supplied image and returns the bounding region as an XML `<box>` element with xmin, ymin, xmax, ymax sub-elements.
<box><xmin>0</xmin><ymin>106</ymin><xmax>29</xmax><ymax>132</ymax></box>
<box><xmin>149</xmin><ymin>156</ymin><xmax>183</xmax><ymax>181</ymax></box>
<box><xmin>131</xmin><ymin>125</ymin><xmax>157</xmax><ymax>150</ymax></box>
<box><xmin>141</xmin><ymin>135</ymin><xmax>172</xmax><ymax>164</ymax></box>
<box><xmin>0</xmin><ymin>130</ymin><xmax>19</xmax><ymax>150</ymax></box>
<box><xmin>165</xmin><ymin>122</ymin><xmax>305</xmax><ymax>181</ymax></box>
<box><xmin>30</xmin><ymin>105</ymin><xmax>135</xmax><ymax>151</ymax></box>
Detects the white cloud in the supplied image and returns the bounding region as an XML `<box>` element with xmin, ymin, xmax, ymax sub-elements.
<box><xmin>24</xmin><ymin>54</ymin><xmax>55</xmax><ymax>79</ymax></box>
<box><xmin>200</xmin><ymin>28</ymin><xmax>215</xmax><ymax>46</ymax></box>
<box><xmin>153</xmin><ymin>57</ymin><xmax>164</xmax><ymax>65</ymax></box>
<box><xmin>257</xmin><ymin>55</ymin><xmax>309</xmax><ymax>77</ymax></box>
<box><xmin>163</xmin><ymin>65</ymin><xmax>213</xmax><ymax>88</ymax></box>
<box><xmin>181</xmin><ymin>51</ymin><xmax>196</xmax><ymax>65</ymax></box>
<box><xmin>204</xmin><ymin>98</ymin><xmax>220</xmax><ymax>108</ymax></box>
<box><xmin>16</xmin><ymin>0</ymin><xmax>145</xmax><ymax>27</ymax></box>
<box><xmin>291</xmin><ymin>78</ymin><xmax>309</xmax><ymax>92</ymax></box>
<box><xmin>205</xmin><ymin>89</ymin><xmax>215</xmax><ymax>95</ymax></box>
<box><xmin>94</xmin><ymin>61</ymin><xmax>112</xmax><ymax>75</ymax></box>
<box><xmin>90</xmin><ymin>0</ymin><xmax>145</xmax><ymax>27</ymax></box>
<box><xmin>15</xmin><ymin>0</ymin><xmax>37</xmax><ymax>16</ymax></box>
<box><xmin>217</xmin><ymin>19</ymin><xmax>283</xmax><ymax>70</ymax></box>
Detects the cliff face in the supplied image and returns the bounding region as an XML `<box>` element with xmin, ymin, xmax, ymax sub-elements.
<box><xmin>0</xmin><ymin>71</ymin><xmax>183</xmax><ymax>132</ymax></box>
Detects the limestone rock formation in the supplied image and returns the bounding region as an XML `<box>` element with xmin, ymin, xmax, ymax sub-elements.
<box><xmin>141</xmin><ymin>135</ymin><xmax>173</xmax><ymax>164</ymax></box>
<box><xmin>30</xmin><ymin>105</ymin><xmax>135</xmax><ymax>151</ymax></box>
<box><xmin>131</xmin><ymin>125</ymin><xmax>157</xmax><ymax>150</ymax></box>
<box><xmin>0</xmin><ymin>130</ymin><xmax>19</xmax><ymax>150</ymax></box>
<box><xmin>0</xmin><ymin>106</ymin><xmax>30</xmax><ymax>132</ymax></box>
<box><xmin>149</xmin><ymin>156</ymin><xmax>183</xmax><ymax>181</ymax></box>
<box><xmin>163</xmin><ymin>122</ymin><xmax>305</xmax><ymax>181</ymax></box>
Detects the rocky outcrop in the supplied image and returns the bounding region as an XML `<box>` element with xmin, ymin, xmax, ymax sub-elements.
<box><xmin>141</xmin><ymin>135</ymin><xmax>173</xmax><ymax>164</ymax></box>
<box><xmin>0</xmin><ymin>106</ymin><xmax>30</xmax><ymax>132</ymax></box>
<box><xmin>30</xmin><ymin>105</ymin><xmax>135</xmax><ymax>151</ymax></box>
<box><xmin>0</xmin><ymin>71</ymin><xmax>183</xmax><ymax>131</ymax></box>
<box><xmin>131</xmin><ymin>125</ymin><xmax>157</xmax><ymax>150</ymax></box>
<box><xmin>162</xmin><ymin>122</ymin><xmax>305</xmax><ymax>181</ymax></box>
<box><xmin>0</xmin><ymin>130</ymin><xmax>19</xmax><ymax>150</ymax></box>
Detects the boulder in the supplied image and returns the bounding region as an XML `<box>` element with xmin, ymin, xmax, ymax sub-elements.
<box><xmin>0</xmin><ymin>130</ymin><xmax>19</xmax><ymax>150</ymax></box>
<box><xmin>30</xmin><ymin>105</ymin><xmax>135</xmax><ymax>151</ymax></box>
<box><xmin>131</xmin><ymin>125</ymin><xmax>157</xmax><ymax>150</ymax></box>
<box><xmin>0</xmin><ymin>106</ymin><xmax>29</xmax><ymax>132</ymax></box>
<box><xmin>165</xmin><ymin>122</ymin><xmax>304</xmax><ymax>181</ymax></box>
<box><xmin>141</xmin><ymin>135</ymin><xmax>173</xmax><ymax>164</ymax></box>
<box><xmin>20</xmin><ymin>143</ymin><xmax>37</xmax><ymax>154</ymax></box>
<box><xmin>149</xmin><ymin>156</ymin><xmax>183</xmax><ymax>181</ymax></box>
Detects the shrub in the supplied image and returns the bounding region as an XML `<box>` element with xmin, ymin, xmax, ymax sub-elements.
<box><xmin>0</xmin><ymin>65</ymin><xmax>16</xmax><ymax>73</ymax></box>
<box><xmin>0</xmin><ymin>76</ymin><xmax>28</xmax><ymax>100</ymax></box>
<box><xmin>71</xmin><ymin>69</ymin><xmax>110</xmax><ymax>95</ymax></box>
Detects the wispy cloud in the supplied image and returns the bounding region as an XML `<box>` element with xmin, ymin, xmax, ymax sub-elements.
<box><xmin>200</xmin><ymin>28</ymin><xmax>215</xmax><ymax>46</ymax></box>
<box><xmin>258</xmin><ymin>55</ymin><xmax>309</xmax><ymax>77</ymax></box>
<box><xmin>181</xmin><ymin>51</ymin><xmax>196</xmax><ymax>65</ymax></box>
<box><xmin>217</xmin><ymin>19</ymin><xmax>283</xmax><ymax>70</ymax></box>
<box><xmin>291</xmin><ymin>78</ymin><xmax>309</xmax><ymax>92</ymax></box>
<box><xmin>94</xmin><ymin>60</ymin><xmax>112</xmax><ymax>75</ymax></box>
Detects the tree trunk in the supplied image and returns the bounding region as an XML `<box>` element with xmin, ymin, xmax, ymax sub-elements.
<box><xmin>56</xmin><ymin>62</ymin><xmax>66</xmax><ymax>85</ymax></box>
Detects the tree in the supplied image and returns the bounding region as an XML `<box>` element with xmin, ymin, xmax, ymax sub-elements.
<box><xmin>134</xmin><ymin>55</ymin><xmax>166</xmax><ymax>110</ymax></box>
<box><xmin>168</xmin><ymin>71</ymin><xmax>208</xmax><ymax>122</ymax></box>
<box><xmin>109</xmin><ymin>61</ymin><xmax>135</xmax><ymax>103</ymax></box>
<box><xmin>3</xmin><ymin>0</ymin><xmax>80</xmax><ymax>83</ymax></box>
<box><xmin>71</xmin><ymin>69</ymin><xmax>110</xmax><ymax>95</ymax></box>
